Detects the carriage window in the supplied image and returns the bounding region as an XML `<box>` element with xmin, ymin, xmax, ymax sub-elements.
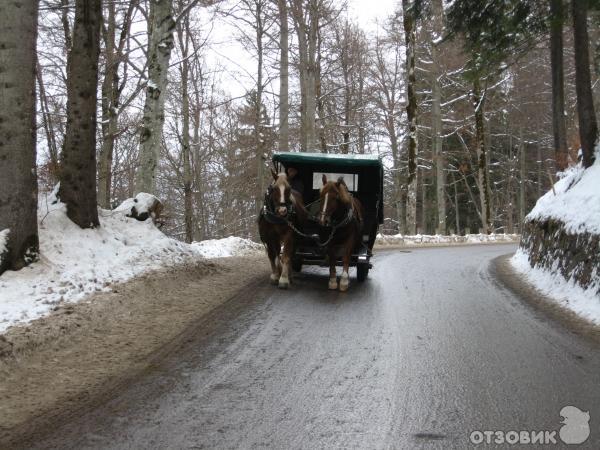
<box><xmin>312</xmin><ymin>173</ymin><xmax>357</xmax><ymax>191</ymax></box>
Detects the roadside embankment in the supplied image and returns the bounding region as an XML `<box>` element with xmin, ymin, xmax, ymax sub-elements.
<box><xmin>0</xmin><ymin>255</ymin><xmax>268</xmax><ymax>448</ymax></box>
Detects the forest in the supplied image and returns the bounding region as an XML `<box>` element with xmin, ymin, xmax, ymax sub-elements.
<box><xmin>1</xmin><ymin>0</ymin><xmax>599</xmax><ymax>274</ymax></box>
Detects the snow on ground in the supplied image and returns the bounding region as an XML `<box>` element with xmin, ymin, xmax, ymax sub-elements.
<box><xmin>191</xmin><ymin>236</ymin><xmax>264</xmax><ymax>258</ymax></box>
<box><xmin>0</xmin><ymin>229</ymin><xmax>8</xmax><ymax>256</ymax></box>
<box><xmin>526</xmin><ymin>159</ymin><xmax>600</xmax><ymax>234</ymax></box>
<box><xmin>515</xmin><ymin>156</ymin><xmax>600</xmax><ymax>326</ymax></box>
<box><xmin>375</xmin><ymin>233</ymin><xmax>519</xmax><ymax>247</ymax></box>
<box><xmin>114</xmin><ymin>192</ymin><xmax>160</xmax><ymax>218</ymax></box>
<box><xmin>0</xmin><ymin>192</ymin><xmax>265</xmax><ymax>333</ymax></box>
<box><xmin>0</xmin><ymin>197</ymin><xmax>205</xmax><ymax>333</ymax></box>
<box><xmin>511</xmin><ymin>249</ymin><xmax>600</xmax><ymax>325</ymax></box>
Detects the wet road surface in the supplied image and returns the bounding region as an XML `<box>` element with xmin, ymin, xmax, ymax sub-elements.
<box><xmin>30</xmin><ymin>245</ymin><xmax>600</xmax><ymax>449</ymax></box>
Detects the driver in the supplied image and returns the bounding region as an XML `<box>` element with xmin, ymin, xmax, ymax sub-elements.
<box><xmin>286</xmin><ymin>166</ymin><xmax>304</xmax><ymax>196</ymax></box>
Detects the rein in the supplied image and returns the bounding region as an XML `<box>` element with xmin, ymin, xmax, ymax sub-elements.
<box><xmin>260</xmin><ymin>185</ymin><xmax>359</xmax><ymax>248</ymax></box>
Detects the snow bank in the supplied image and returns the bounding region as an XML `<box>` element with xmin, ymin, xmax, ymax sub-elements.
<box><xmin>191</xmin><ymin>236</ymin><xmax>264</xmax><ymax>258</ymax></box>
<box><xmin>0</xmin><ymin>198</ymin><xmax>201</xmax><ymax>333</ymax></box>
<box><xmin>517</xmin><ymin>156</ymin><xmax>600</xmax><ymax>326</ymax></box>
<box><xmin>511</xmin><ymin>249</ymin><xmax>600</xmax><ymax>325</ymax></box>
<box><xmin>526</xmin><ymin>160</ymin><xmax>600</xmax><ymax>234</ymax></box>
<box><xmin>375</xmin><ymin>233</ymin><xmax>519</xmax><ymax>247</ymax></box>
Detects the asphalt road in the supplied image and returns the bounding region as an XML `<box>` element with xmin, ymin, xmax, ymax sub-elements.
<box><xmin>30</xmin><ymin>244</ymin><xmax>600</xmax><ymax>449</ymax></box>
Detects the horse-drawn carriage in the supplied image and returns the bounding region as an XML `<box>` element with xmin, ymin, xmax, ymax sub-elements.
<box><xmin>259</xmin><ymin>152</ymin><xmax>383</xmax><ymax>291</ymax></box>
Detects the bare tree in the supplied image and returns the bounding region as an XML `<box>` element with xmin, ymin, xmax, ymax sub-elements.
<box><xmin>472</xmin><ymin>76</ymin><xmax>491</xmax><ymax>234</ymax></box>
<box><xmin>371</xmin><ymin>30</ymin><xmax>405</xmax><ymax>233</ymax></box>
<box><xmin>136</xmin><ymin>0</ymin><xmax>176</xmax><ymax>194</ymax></box>
<box><xmin>290</xmin><ymin>0</ymin><xmax>319</xmax><ymax>151</ymax></box>
<box><xmin>177</xmin><ymin>9</ymin><xmax>195</xmax><ymax>243</ymax></box>
<box><xmin>429</xmin><ymin>0</ymin><xmax>446</xmax><ymax>234</ymax></box>
<box><xmin>58</xmin><ymin>0</ymin><xmax>102</xmax><ymax>228</ymax></box>
<box><xmin>277</xmin><ymin>0</ymin><xmax>289</xmax><ymax>150</ymax></box>
<box><xmin>550</xmin><ymin>0</ymin><xmax>569</xmax><ymax>171</ymax></box>
<box><xmin>98</xmin><ymin>0</ymin><xmax>137</xmax><ymax>208</ymax></box>
<box><xmin>0</xmin><ymin>0</ymin><xmax>39</xmax><ymax>273</ymax></box>
<box><xmin>402</xmin><ymin>0</ymin><xmax>418</xmax><ymax>234</ymax></box>
<box><xmin>572</xmin><ymin>0</ymin><xmax>598</xmax><ymax>169</ymax></box>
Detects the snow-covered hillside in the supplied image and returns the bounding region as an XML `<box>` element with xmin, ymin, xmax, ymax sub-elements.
<box><xmin>512</xmin><ymin>157</ymin><xmax>600</xmax><ymax>325</ymax></box>
<box><xmin>0</xmin><ymin>195</ymin><xmax>263</xmax><ymax>333</ymax></box>
<box><xmin>526</xmin><ymin>161</ymin><xmax>600</xmax><ymax>234</ymax></box>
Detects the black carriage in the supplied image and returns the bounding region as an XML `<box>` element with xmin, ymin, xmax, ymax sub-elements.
<box><xmin>272</xmin><ymin>152</ymin><xmax>383</xmax><ymax>281</ymax></box>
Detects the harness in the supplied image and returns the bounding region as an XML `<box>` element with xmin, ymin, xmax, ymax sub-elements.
<box><xmin>260</xmin><ymin>184</ymin><xmax>360</xmax><ymax>248</ymax></box>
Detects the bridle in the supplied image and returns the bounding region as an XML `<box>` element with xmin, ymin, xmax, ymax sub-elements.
<box><xmin>262</xmin><ymin>182</ymin><xmax>295</xmax><ymax>223</ymax></box>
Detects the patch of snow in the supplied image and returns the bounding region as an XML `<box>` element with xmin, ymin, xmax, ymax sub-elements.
<box><xmin>511</xmin><ymin>249</ymin><xmax>600</xmax><ymax>325</ymax></box>
<box><xmin>0</xmin><ymin>197</ymin><xmax>201</xmax><ymax>334</ymax></box>
<box><xmin>0</xmin><ymin>229</ymin><xmax>9</xmax><ymax>256</ymax></box>
<box><xmin>376</xmin><ymin>233</ymin><xmax>519</xmax><ymax>247</ymax></box>
<box><xmin>526</xmin><ymin>159</ymin><xmax>600</xmax><ymax>234</ymax></box>
<box><xmin>191</xmin><ymin>236</ymin><xmax>263</xmax><ymax>258</ymax></box>
<box><xmin>114</xmin><ymin>192</ymin><xmax>159</xmax><ymax>217</ymax></box>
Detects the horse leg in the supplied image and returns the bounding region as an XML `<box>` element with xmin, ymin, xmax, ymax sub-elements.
<box><xmin>339</xmin><ymin>242</ymin><xmax>352</xmax><ymax>292</ymax></box>
<box><xmin>278</xmin><ymin>232</ymin><xmax>293</xmax><ymax>289</ymax></box>
<box><xmin>267</xmin><ymin>241</ymin><xmax>280</xmax><ymax>285</ymax></box>
<box><xmin>328</xmin><ymin>247</ymin><xmax>338</xmax><ymax>290</ymax></box>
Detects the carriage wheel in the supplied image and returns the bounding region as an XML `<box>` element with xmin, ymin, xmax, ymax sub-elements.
<box><xmin>357</xmin><ymin>263</ymin><xmax>369</xmax><ymax>282</ymax></box>
<box><xmin>292</xmin><ymin>256</ymin><xmax>303</xmax><ymax>272</ymax></box>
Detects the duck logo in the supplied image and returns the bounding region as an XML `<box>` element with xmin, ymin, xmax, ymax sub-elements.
<box><xmin>559</xmin><ymin>406</ymin><xmax>590</xmax><ymax>445</ymax></box>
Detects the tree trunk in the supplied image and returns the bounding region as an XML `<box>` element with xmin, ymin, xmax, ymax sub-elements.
<box><xmin>305</xmin><ymin>0</ymin><xmax>318</xmax><ymax>150</ymax></box>
<box><xmin>0</xmin><ymin>0</ymin><xmax>39</xmax><ymax>273</ymax></box>
<box><xmin>255</xmin><ymin>0</ymin><xmax>265</xmax><ymax>218</ymax></box>
<box><xmin>519</xmin><ymin>130</ymin><xmax>526</xmax><ymax>226</ymax></box>
<box><xmin>98</xmin><ymin>2</ymin><xmax>118</xmax><ymax>209</ymax></box>
<box><xmin>37</xmin><ymin>60</ymin><xmax>59</xmax><ymax>179</ymax></box>
<box><xmin>403</xmin><ymin>0</ymin><xmax>418</xmax><ymax>235</ymax></box>
<box><xmin>550</xmin><ymin>0</ymin><xmax>569</xmax><ymax>171</ymax></box>
<box><xmin>98</xmin><ymin>0</ymin><xmax>135</xmax><ymax>208</ymax></box>
<box><xmin>452</xmin><ymin>172</ymin><xmax>461</xmax><ymax>235</ymax></box>
<box><xmin>430</xmin><ymin>0</ymin><xmax>445</xmax><ymax>234</ymax></box>
<box><xmin>316</xmin><ymin>24</ymin><xmax>327</xmax><ymax>152</ymax></box>
<box><xmin>389</xmin><ymin>126</ymin><xmax>403</xmax><ymax>234</ymax></box>
<box><xmin>59</xmin><ymin>0</ymin><xmax>101</xmax><ymax>229</ymax></box>
<box><xmin>136</xmin><ymin>0</ymin><xmax>175</xmax><ymax>194</ymax></box>
<box><xmin>572</xmin><ymin>0</ymin><xmax>598</xmax><ymax>168</ymax></box>
<box><xmin>277</xmin><ymin>0</ymin><xmax>289</xmax><ymax>151</ymax></box>
<box><xmin>178</xmin><ymin>15</ymin><xmax>194</xmax><ymax>243</ymax></box>
<box><xmin>291</xmin><ymin>0</ymin><xmax>318</xmax><ymax>151</ymax></box>
<box><xmin>472</xmin><ymin>77</ymin><xmax>491</xmax><ymax>234</ymax></box>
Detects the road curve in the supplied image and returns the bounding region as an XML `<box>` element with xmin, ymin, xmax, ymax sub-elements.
<box><xmin>30</xmin><ymin>245</ymin><xmax>599</xmax><ymax>449</ymax></box>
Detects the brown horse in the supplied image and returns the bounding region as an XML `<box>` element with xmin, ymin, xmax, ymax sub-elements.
<box><xmin>258</xmin><ymin>169</ymin><xmax>306</xmax><ymax>289</ymax></box>
<box><xmin>319</xmin><ymin>175</ymin><xmax>363</xmax><ymax>292</ymax></box>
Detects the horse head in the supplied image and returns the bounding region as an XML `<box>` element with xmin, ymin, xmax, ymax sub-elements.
<box><xmin>319</xmin><ymin>175</ymin><xmax>351</xmax><ymax>226</ymax></box>
<box><xmin>269</xmin><ymin>168</ymin><xmax>293</xmax><ymax>218</ymax></box>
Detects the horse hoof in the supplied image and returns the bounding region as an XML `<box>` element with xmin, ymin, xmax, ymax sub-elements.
<box><xmin>328</xmin><ymin>279</ymin><xmax>338</xmax><ymax>290</ymax></box>
<box><xmin>339</xmin><ymin>281</ymin><xmax>349</xmax><ymax>292</ymax></box>
<box><xmin>270</xmin><ymin>274</ymin><xmax>279</xmax><ymax>285</ymax></box>
<box><xmin>278</xmin><ymin>279</ymin><xmax>289</xmax><ymax>289</ymax></box>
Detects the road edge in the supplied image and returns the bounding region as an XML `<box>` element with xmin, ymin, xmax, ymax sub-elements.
<box><xmin>491</xmin><ymin>253</ymin><xmax>600</xmax><ymax>346</ymax></box>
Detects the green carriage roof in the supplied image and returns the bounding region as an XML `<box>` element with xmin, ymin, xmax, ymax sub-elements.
<box><xmin>272</xmin><ymin>151</ymin><xmax>382</xmax><ymax>168</ymax></box>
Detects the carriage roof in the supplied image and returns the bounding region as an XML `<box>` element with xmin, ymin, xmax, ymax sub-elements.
<box><xmin>272</xmin><ymin>152</ymin><xmax>383</xmax><ymax>169</ymax></box>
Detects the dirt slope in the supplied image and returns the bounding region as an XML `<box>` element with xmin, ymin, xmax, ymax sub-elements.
<box><xmin>0</xmin><ymin>255</ymin><xmax>268</xmax><ymax>447</ymax></box>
